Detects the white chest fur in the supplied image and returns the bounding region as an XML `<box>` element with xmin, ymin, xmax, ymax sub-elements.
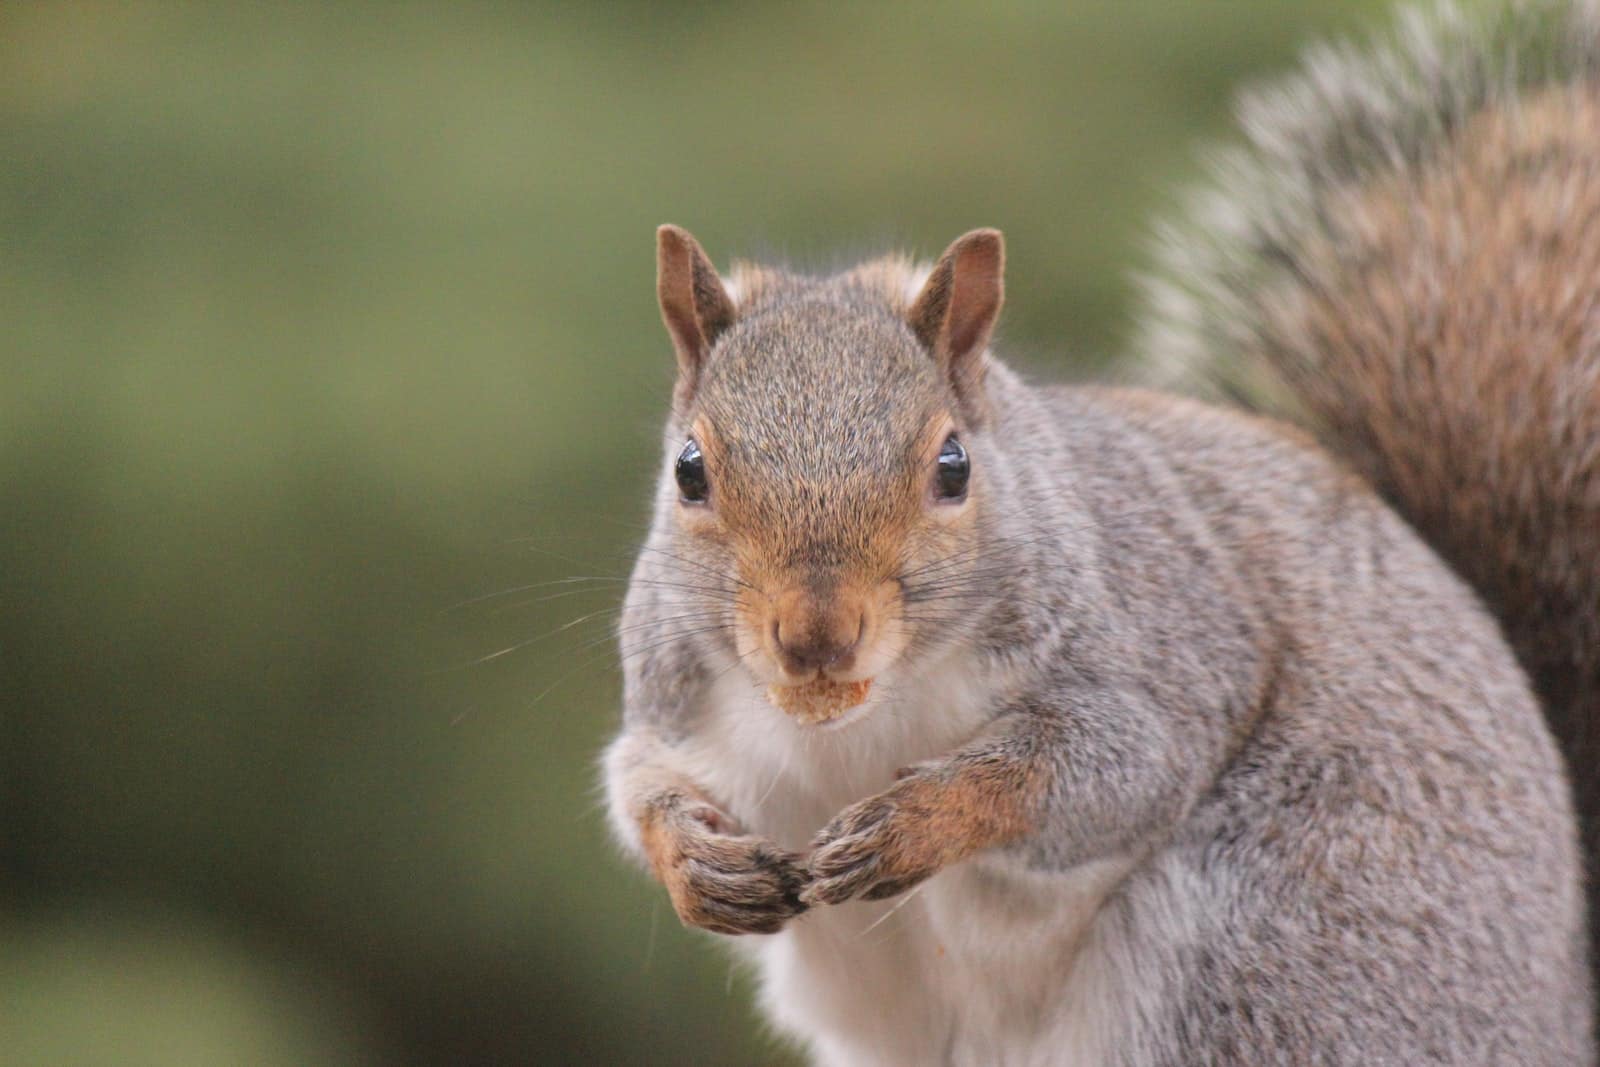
<box><xmin>679</xmin><ymin>651</ymin><xmax>998</xmax><ymax>852</ymax></box>
<box><xmin>676</xmin><ymin>655</ymin><xmax>1178</xmax><ymax>1066</ymax></box>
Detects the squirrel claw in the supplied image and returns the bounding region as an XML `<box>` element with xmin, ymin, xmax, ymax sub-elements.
<box><xmin>804</xmin><ymin>789</ymin><xmax>936</xmax><ymax>905</ymax></box>
<box><xmin>801</xmin><ymin>848</ymin><xmax>884</xmax><ymax>906</ymax></box>
<box><xmin>653</xmin><ymin>806</ymin><xmax>809</xmax><ymax>935</ymax></box>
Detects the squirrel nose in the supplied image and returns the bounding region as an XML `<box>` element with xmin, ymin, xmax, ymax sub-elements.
<box><xmin>772</xmin><ymin>599</ymin><xmax>866</xmax><ymax>678</ymax></box>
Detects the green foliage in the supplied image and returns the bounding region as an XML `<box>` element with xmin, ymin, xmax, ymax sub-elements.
<box><xmin>0</xmin><ymin>1</ymin><xmax>1384</xmax><ymax>1061</ymax></box>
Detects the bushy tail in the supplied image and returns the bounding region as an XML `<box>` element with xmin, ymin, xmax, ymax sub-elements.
<box><xmin>1138</xmin><ymin>0</ymin><xmax>1600</xmax><ymax>991</ymax></box>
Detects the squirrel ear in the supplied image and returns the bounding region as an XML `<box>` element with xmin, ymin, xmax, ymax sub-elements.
<box><xmin>656</xmin><ymin>224</ymin><xmax>735</xmax><ymax>403</ymax></box>
<box><xmin>907</xmin><ymin>229</ymin><xmax>1004</xmax><ymax>423</ymax></box>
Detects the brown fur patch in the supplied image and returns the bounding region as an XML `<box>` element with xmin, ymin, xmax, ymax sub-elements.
<box><xmin>907</xmin><ymin>230</ymin><xmax>1005</xmax><ymax>427</ymax></box>
<box><xmin>657</xmin><ymin>225</ymin><xmax>736</xmax><ymax>403</ymax></box>
<box><xmin>805</xmin><ymin>743</ymin><xmax>1047</xmax><ymax>904</ymax></box>
<box><xmin>636</xmin><ymin>788</ymin><xmax>809</xmax><ymax>935</ymax></box>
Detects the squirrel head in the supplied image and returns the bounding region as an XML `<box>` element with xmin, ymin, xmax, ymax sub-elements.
<box><xmin>651</xmin><ymin>225</ymin><xmax>1004</xmax><ymax>720</ymax></box>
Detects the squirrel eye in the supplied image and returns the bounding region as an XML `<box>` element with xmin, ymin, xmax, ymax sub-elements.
<box><xmin>675</xmin><ymin>438</ymin><xmax>709</xmax><ymax>503</ymax></box>
<box><xmin>935</xmin><ymin>434</ymin><xmax>970</xmax><ymax>502</ymax></box>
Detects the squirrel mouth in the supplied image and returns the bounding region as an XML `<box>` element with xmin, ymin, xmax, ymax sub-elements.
<box><xmin>765</xmin><ymin>677</ymin><xmax>874</xmax><ymax>725</ymax></box>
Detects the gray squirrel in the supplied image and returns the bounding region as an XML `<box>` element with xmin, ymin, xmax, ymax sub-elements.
<box><xmin>601</xmin><ymin>0</ymin><xmax>1600</xmax><ymax>1062</ymax></box>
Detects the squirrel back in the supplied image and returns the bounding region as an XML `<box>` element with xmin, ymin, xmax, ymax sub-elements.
<box><xmin>1140</xmin><ymin>0</ymin><xmax>1600</xmax><ymax>997</ymax></box>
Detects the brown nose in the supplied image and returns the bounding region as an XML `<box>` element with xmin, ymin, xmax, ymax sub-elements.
<box><xmin>771</xmin><ymin>591</ymin><xmax>866</xmax><ymax>678</ymax></box>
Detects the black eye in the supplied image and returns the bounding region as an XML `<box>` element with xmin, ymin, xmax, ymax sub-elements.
<box><xmin>936</xmin><ymin>434</ymin><xmax>970</xmax><ymax>501</ymax></box>
<box><xmin>675</xmin><ymin>438</ymin><xmax>709</xmax><ymax>503</ymax></box>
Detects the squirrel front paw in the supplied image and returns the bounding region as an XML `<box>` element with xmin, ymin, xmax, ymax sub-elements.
<box><xmin>803</xmin><ymin>772</ymin><xmax>947</xmax><ymax>906</ymax></box>
<box><xmin>644</xmin><ymin>802</ymin><xmax>810</xmax><ymax>936</ymax></box>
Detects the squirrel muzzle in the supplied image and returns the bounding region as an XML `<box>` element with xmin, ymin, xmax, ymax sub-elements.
<box><xmin>766</xmin><ymin>586</ymin><xmax>872</xmax><ymax>683</ymax></box>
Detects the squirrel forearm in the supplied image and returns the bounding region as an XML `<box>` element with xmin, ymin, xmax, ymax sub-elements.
<box><xmin>806</xmin><ymin>690</ymin><xmax>1197</xmax><ymax>903</ymax></box>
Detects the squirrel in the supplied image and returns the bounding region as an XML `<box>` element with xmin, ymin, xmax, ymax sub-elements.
<box><xmin>602</xmin><ymin>0</ymin><xmax>1598</xmax><ymax>1062</ymax></box>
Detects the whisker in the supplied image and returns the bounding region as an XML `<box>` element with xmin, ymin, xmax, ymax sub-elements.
<box><xmin>631</xmin><ymin>543</ymin><xmax>761</xmax><ymax>595</ymax></box>
<box><xmin>861</xmin><ymin>882</ymin><xmax>930</xmax><ymax>940</ymax></box>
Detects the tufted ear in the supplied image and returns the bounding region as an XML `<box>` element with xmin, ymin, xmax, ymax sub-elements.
<box><xmin>656</xmin><ymin>225</ymin><xmax>736</xmax><ymax>403</ymax></box>
<box><xmin>907</xmin><ymin>229</ymin><xmax>1004</xmax><ymax>424</ymax></box>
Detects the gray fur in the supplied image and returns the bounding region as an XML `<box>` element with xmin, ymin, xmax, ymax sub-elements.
<box><xmin>603</xmin><ymin>1</ymin><xmax>1598</xmax><ymax>1061</ymax></box>
<box><xmin>1139</xmin><ymin>0</ymin><xmax>1600</xmax><ymax>1013</ymax></box>
<box><xmin>607</xmin><ymin>359</ymin><xmax>1591</xmax><ymax>1062</ymax></box>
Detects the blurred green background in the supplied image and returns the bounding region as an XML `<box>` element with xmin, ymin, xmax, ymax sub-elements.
<box><xmin>2</xmin><ymin>2</ymin><xmax>1388</xmax><ymax>1063</ymax></box>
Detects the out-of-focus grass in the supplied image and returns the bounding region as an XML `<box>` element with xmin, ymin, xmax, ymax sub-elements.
<box><xmin>2</xmin><ymin>2</ymin><xmax>1387</xmax><ymax>1062</ymax></box>
<box><xmin>2</xmin><ymin>910</ymin><xmax>380</xmax><ymax>1066</ymax></box>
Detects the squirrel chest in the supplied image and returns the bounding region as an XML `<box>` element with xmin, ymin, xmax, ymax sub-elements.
<box><xmin>679</xmin><ymin>650</ymin><xmax>1166</xmax><ymax>1066</ymax></box>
